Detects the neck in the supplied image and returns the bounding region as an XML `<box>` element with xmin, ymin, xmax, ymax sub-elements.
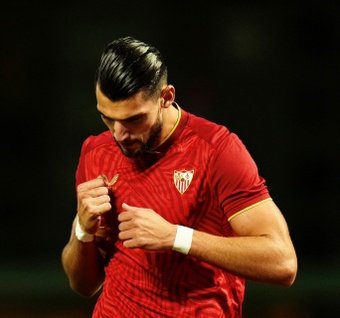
<box><xmin>158</xmin><ymin>103</ymin><xmax>180</xmax><ymax>147</ymax></box>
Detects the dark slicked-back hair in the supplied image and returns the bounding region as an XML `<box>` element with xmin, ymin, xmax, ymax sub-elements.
<box><xmin>95</xmin><ymin>36</ymin><xmax>168</xmax><ymax>101</ymax></box>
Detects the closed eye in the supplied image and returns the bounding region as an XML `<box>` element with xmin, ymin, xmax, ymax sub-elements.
<box><xmin>100</xmin><ymin>112</ymin><xmax>146</xmax><ymax>125</ymax></box>
<box><xmin>100</xmin><ymin>114</ymin><xmax>115</xmax><ymax>124</ymax></box>
<box><xmin>122</xmin><ymin>114</ymin><xmax>145</xmax><ymax>123</ymax></box>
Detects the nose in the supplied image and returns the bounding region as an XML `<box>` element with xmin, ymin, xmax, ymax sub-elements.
<box><xmin>113</xmin><ymin>121</ymin><xmax>130</xmax><ymax>142</ymax></box>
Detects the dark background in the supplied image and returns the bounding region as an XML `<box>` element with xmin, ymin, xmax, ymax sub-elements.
<box><xmin>1</xmin><ymin>1</ymin><xmax>339</xmax><ymax>317</ymax></box>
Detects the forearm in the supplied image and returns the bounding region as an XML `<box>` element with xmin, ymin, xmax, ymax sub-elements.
<box><xmin>117</xmin><ymin>201</ymin><xmax>297</xmax><ymax>286</ymax></box>
<box><xmin>189</xmin><ymin>230</ymin><xmax>297</xmax><ymax>286</ymax></box>
<box><xmin>62</xmin><ymin>238</ymin><xmax>105</xmax><ymax>297</ymax></box>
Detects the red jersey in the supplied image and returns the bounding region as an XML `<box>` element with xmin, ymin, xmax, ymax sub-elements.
<box><xmin>76</xmin><ymin>108</ymin><xmax>270</xmax><ymax>318</ymax></box>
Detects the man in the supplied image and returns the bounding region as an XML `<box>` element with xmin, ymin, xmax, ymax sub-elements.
<box><xmin>62</xmin><ymin>36</ymin><xmax>297</xmax><ymax>318</ymax></box>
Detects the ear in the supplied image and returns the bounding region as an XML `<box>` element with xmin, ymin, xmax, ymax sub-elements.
<box><xmin>161</xmin><ymin>85</ymin><xmax>175</xmax><ymax>108</ymax></box>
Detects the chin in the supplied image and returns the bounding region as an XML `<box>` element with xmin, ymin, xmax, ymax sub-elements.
<box><xmin>120</xmin><ymin>146</ymin><xmax>142</xmax><ymax>158</ymax></box>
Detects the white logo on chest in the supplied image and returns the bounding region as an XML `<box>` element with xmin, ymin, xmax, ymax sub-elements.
<box><xmin>173</xmin><ymin>170</ymin><xmax>194</xmax><ymax>194</ymax></box>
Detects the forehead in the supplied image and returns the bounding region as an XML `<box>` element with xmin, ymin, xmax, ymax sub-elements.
<box><xmin>96</xmin><ymin>85</ymin><xmax>155</xmax><ymax>120</ymax></box>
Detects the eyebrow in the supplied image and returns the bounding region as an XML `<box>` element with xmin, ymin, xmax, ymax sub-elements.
<box><xmin>98</xmin><ymin>111</ymin><xmax>145</xmax><ymax>123</ymax></box>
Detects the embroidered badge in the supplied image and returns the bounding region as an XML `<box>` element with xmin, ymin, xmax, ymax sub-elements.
<box><xmin>102</xmin><ymin>174</ymin><xmax>119</xmax><ymax>190</ymax></box>
<box><xmin>173</xmin><ymin>170</ymin><xmax>194</xmax><ymax>194</ymax></box>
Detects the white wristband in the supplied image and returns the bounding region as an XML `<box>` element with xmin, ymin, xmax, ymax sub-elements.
<box><xmin>75</xmin><ymin>216</ymin><xmax>94</xmax><ymax>242</ymax></box>
<box><xmin>172</xmin><ymin>225</ymin><xmax>194</xmax><ymax>255</ymax></box>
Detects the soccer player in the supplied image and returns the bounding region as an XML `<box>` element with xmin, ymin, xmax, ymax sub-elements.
<box><xmin>61</xmin><ymin>36</ymin><xmax>297</xmax><ymax>317</ymax></box>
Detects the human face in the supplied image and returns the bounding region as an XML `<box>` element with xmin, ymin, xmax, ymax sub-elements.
<box><xmin>96</xmin><ymin>86</ymin><xmax>164</xmax><ymax>157</ymax></box>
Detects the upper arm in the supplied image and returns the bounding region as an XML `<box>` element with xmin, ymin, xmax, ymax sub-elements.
<box><xmin>229</xmin><ymin>199</ymin><xmax>292</xmax><ymax>241</ymax></box>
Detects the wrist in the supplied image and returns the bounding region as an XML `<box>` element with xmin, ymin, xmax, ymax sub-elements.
<box><xmin>75</xmin><ymin>215</ymin><xmax>94</xmax><ymax>243</ymax></box>
<box><xmin>172</xmin><ymin>225</ymin><xmax>194</xmax><ymax>255</ymax></box>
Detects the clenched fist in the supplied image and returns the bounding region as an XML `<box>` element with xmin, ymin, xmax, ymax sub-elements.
<box><xmin>118</xmin><ymin>203</ymin><xmax>177</xmax><ymax>250</ymax></box>
<box><xmin>76</xmin><ymin>176</ymin><xmax>112</xmax><ymax>234</ymax></box>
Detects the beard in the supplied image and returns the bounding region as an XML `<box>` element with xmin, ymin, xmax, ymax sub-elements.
<box><xmin>116</xmin><ymin>113</ymin><xmax>163</xmax><ymax>158</ymax></box>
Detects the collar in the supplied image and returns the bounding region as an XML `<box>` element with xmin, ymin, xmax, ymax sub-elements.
<box><xmin>154</xmin><ymin>102</ymin><xmax>188</xmax><ymax>154</ymax></box>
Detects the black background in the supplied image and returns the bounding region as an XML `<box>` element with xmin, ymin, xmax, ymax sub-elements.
<box><xmin>1</xmin><ymin>1</ymin><xmax>339</xmax><ymax>317</ymax></box>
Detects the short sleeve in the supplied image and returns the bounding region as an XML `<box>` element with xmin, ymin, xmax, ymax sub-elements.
<box><xmin>210</xmin><ymin>132</ymin><xmax>271</xmax><ymax>220</ymax></box>
<box><xmin>75</xmin><ymin>136</ymin><xmax>94</xmax><ymax>187</ymax></box>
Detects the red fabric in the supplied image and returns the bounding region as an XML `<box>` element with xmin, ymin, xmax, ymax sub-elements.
<box><xmin>75</xmin><ymin>109</ymin><xmax>270</xmax><ymax>317</ymax></box>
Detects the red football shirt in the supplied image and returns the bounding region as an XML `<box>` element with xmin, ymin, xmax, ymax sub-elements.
<box><xmin>75</xmin><ymin>107</ymin><xmax>271</xmax><ymax>318</ymax></box>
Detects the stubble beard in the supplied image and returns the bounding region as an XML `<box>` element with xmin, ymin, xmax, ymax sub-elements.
<box><xmin>117</xmin><ymin>114</ymin><xmax>163</xmax><ymax>158</ymax></box>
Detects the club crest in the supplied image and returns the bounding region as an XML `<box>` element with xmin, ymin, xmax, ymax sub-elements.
<box><xmin>173</xmin><ymin>170</ymin><xmax>194</xmax><ymax>194</ymax></box>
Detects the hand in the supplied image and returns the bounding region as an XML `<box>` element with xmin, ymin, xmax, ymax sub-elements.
<box><xmin>118</xmin><ymin>203</ymin><xmax>177</xmax><ymax>250</ymax></box>
<box><xmin>77</xmin><ymin>176</ymin><xmax>112</xmax><ymax>234</ymax></box>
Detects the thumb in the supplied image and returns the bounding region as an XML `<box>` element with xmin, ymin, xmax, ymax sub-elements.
<box><xmin>122</xmin><ymin>202</ymin><xmax>131</xmax><ymax>210</ymax></box>
<box><xmin>122</xmin><ymin>203</ymin><xmax>139</xmax><ymax>211</ymax></box>
<box><xmin>98</xmin><ymin>175</ymin><xmax>108</xmax><ymax>183</ymax></box>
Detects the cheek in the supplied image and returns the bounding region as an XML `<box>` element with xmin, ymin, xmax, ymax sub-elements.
<box><xmin>131</xmin><ymin>118</ymin><xmax>155</xmax><ymax>136</ymax></box>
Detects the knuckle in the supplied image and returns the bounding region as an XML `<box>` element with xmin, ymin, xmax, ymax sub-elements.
<box><xmin>134</xmin><ymin>210</ymin><xmax>142</xmax><ymax>218</ymax></box>
<box><xmin>137</xmin><ymin>237</ymin><xmax>147</xmax><ymax>247</ymax></box>
<box><xmin>130</xmin><ymin>219</ymin><xmax>138</xmax><ymax>227</ymax></box>
<box><xmin>96</xmin><ymin>203</ymin><xmax>111</xmax><ymax>214</ymax></box>
<box><xmin>77</xmin><ymin>190</ymin><xmax>84</xmax><ymax>200</ymax></box>
<box><xmin>82</xmin><ymin>200</ymin><xmax>92</xmax><ymax>211</ymax></box>
<box><xmin>97</xmin><ymin>187</ymin><xmax>107</xmax><ymax>196</ymax></box>
<box><xmin>76</xmin><ymin>183</ymin><xmax>84</xmax><ymax>192</ymax></box>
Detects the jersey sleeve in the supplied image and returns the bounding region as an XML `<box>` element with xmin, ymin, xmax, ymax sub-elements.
<box><xmin>75</xmin><ymin>136</ymin><xmax>94</xmax><ymax>187</ymax></box>
<box><xmin>210</xmin><ymin>131</ymin><xmax>271</xmax><ymax>221</ymax></box>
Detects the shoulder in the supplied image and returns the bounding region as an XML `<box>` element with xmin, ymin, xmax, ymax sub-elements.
<box><xmin>184</xmin><ymin>111</ymin><xmax>257</xmax><ymax>170</ymax></box>
<box><xmin>80</xmin><ymin>130</ymin><xmax>114</xmax><ymax>156</ymax></box>
<box><xmin>185</xmin><ymin>112</ymin><xmax>235</xmax><ymax>150</ymax></box>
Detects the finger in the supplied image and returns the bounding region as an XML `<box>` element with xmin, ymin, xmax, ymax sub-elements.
<box><xmin>92</xmin><ymin>202</ymin><xmax>112</xmax><ymax>215</ymax></box>
<box><xmin>122</xmin><ymin>203</ymin><xmax>149</xmax><ymax>215</ymax></box>
<box><xmin>123</xmin><ymin>239</ymin><xmax>138</xmax><ymax>249</ymax></box>
<box><xmin>80</xmin><ymin>198</ymin><xmax>111</xmax><ymax>217</ymax></box>
<box><xmin>118</xmin><ymin>229</ymin><xmax>134</xmax><ymax>241</ymax></box>
<box><xmin>118</xmin><ymin>211</ymin><xmax>133</xmax><ymax>222</ymax></box>
<box><xmin>90</xmin><ymin>194</ymin><xmax>111</xmax><ymax>205</ymax></box>
<box><xmin>77</xmin><ymin>177</ymin><xmax>107</xmax><ymax>192</ymax></box>
<box><xmin>98</xmin><ymin>175</ymin><xmax>109</xmax><ymax>185</ymax></box>
<box><xmin>121</xmin><ymin>203</ymin><xmax>147</xmax><ymax>216</ymax></box>
<box><xmin>86</xmin><ymin>187</ymin><xmax>109</xmax><ymax>197</ymax></box>
<box><xmin>118</xmin><ymin>219</ymin><xmax>133</xmax><ymax>231</ymax></box>
<box><xmin>122</xmin><ymin>202</ymin><xmax>135</xmax><ymax>211</ymax></box>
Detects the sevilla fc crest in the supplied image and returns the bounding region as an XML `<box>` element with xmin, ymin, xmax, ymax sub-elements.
<box><xmin>173</xmin><ymin>170</ymin><xmax>194</xmax><ymax>194</ymax></box>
